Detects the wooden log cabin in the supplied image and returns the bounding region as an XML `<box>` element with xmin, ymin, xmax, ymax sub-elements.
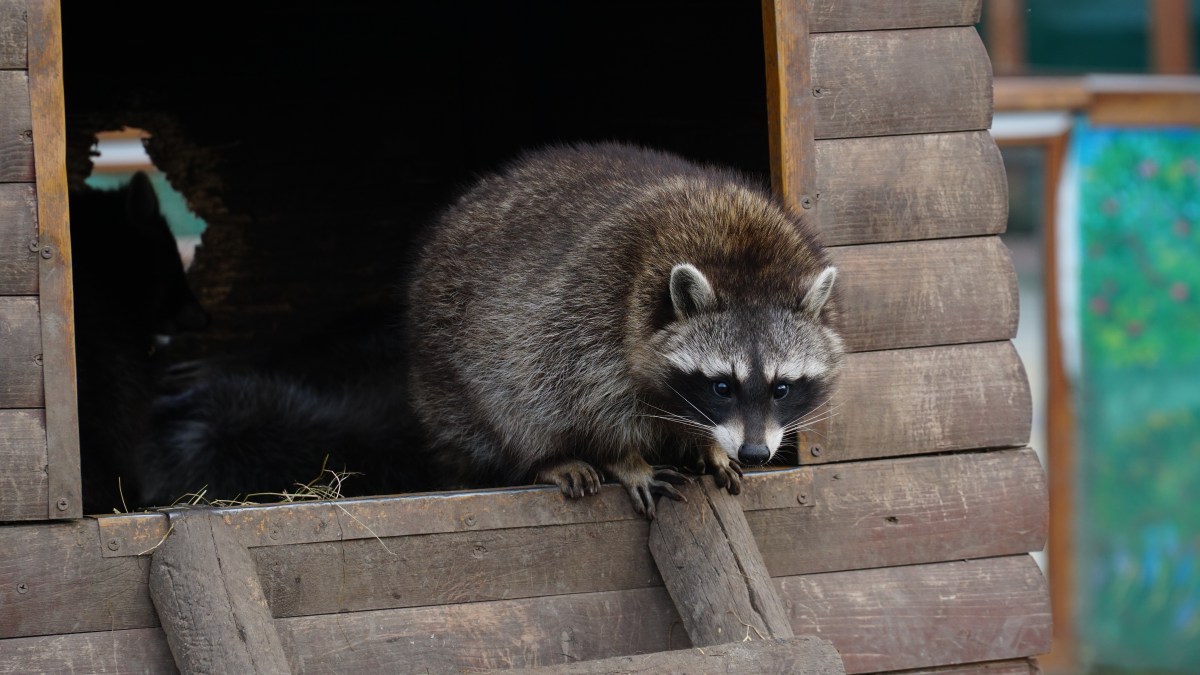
<box><xmin>0</xmin><ymin>0</ymin><xmax>1050</xmax><ymax>672</ymax></box>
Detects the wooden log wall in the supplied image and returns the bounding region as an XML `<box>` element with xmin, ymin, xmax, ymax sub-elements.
<box><xmin>0</xmin><ymin>0</ymin><xmax>1050</xmax><ymax>672</ymax></box>
<box><xmin>0</xmin><ymin>0</ymin><xmax>78</xmax><ymax>522</ymax></box>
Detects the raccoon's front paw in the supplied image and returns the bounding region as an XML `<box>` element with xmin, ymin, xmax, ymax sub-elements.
<box><xmin>626</xmin><ymin>467</ymin><xmax>691</xmax><ymax>520</ymax></box>
<box><xmin>535</xmin><ymin>459</ymin><xmax>603</xmax><ymax>499</ymax></box>
<box><xmin>700</xmin><ymin>447</ymin><xmax>744</xmax><ymax>495</ymax></box>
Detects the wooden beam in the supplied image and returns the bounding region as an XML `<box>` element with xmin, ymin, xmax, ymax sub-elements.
<box><xmin>0</xmin><ymin>184</ymin><xmax>39</xmax><ymax>294</ymax></box>
<box><xmin>28</xmin><ymin>0</ymin><xmax>81</xmax><ymax>520</ymax></box>
<box><xmin>985</xmin><ymin>0</ymin><xmax>1027</xmax><ymax>76</ymax></box>
<box><xmin>508</xmin><ymin>636</ymin><xmax>844</xmax><ymax>674</ymax></box>
<box><xmin>0</xmin><ymin>70</ymin><xmax>35</xmax><ymax>183</ymax></box>
<box><xmin>149</xmin><ymin>510</ymin><xmax>291</xmax><ymax>674</ymax></box>
<box><xmin>649</xmin><ymin>477</ymin><xmax>793</xmax><ymax>647</ymax></box>
<box><xmin>810</xmin><ymin>0</ymin><xmax>982</xmax><ymax>33</ymax></box>
<box><xmin>0</xmin><ymin>409</ymin><xmax>48</xmax><ymax>521</ymax></box>
<box><xmin>0</xmin><ymin>297</ymin><xmax>43</xmax><ymax>408</ymax></box>
<box><xmin>1151</xmin><ymin>0</ymin><xmax>1194</xmax><ymax>75</ymax></box>
<box><xmin>762</xmin><ymin>0</ymin><xmax>816</xmax><ymax>215</ymax></box>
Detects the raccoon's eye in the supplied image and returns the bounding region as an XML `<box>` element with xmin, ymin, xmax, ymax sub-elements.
<box><xmin>773</xmin><ymin>383</ymin><xmax>790</xmax><ymax>400</ymax></box>
<box><xmin>712</xmin><ymin>381</ymin><xmax>732</xmax><ymax>398</ymax></box>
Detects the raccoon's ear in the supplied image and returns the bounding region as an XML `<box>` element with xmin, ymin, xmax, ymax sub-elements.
<box><xmin>669</xmin><ymin>263</ymin><xmax>716</xmax><ymax>319</ymax></box>
<box><xmin>801</xmin><ymin>266</ymin><xmax>837</xmax><ymax>318</ymax></box>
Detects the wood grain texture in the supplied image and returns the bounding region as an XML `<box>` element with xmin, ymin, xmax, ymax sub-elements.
<box><xmin>812</xmin><ymin>27</ymin><xmax>992</xmax><ymax>140</ymax></box>
<box><xmin>0</xmin><ymin>296</ymin><xmax>44</xmax><ymax>408</ymax></box>
<box><xmin>762</xmin><ymin>0</ymin><xmax>817</xmax><ymax>215</ymax></box>
<box><xmin>0</xmin><ymin>71</ymin><xmax>34</xmax><ymax>183</ymax></box>
<box><xmin>0</xmin><ymin>184</ymin><xmax>39</xmax><ymax>295</ymax></box>
<box><xmin>780</xmin><ymin>556</ymin><xmax>1051</xmax><ymax>673</ymax></box>
<box><xmin>149</xmin><ymin>511</ymin><xmax>291</xmax><ymax>674</ymax></box>
<box><xmin>799</xmin><ymin>341</ymin><xmax>1032</xmax><ymax>463</ymax></box>
<box><xmin>649</xmin><ymin>478</ymin><xmax>792</xmax><ymax>646</ymax></box>
<box><xmin>0</xmin><ymin>519</ymin><xmax>158</xmax><ymax>640</ymax></box>
<box><xmin>0</xmin><ymin>628</ymin><xmax>177</xmax><ymax>675</ymax></box>
<box><xmin>814</xmin><ymin>132</ymin><xmax>1007</xmax><ymax>246</ymax></box>
<box><xmin>810</xmin><ymin>0</ymin><xmax>982</xmax><ymax>33</ymax></box>
<box><xmin>752</xmin><ymin>448</ymin><xmax>1047</xmax><ymax>578</ymax></box>
<box><xmin>28</xmin><ymin>0</ymin><xmax>81</xmax><ymax>520</ymax></box>
<box><xmin>0</xmin><ymin>409</ymin><xmax>47</xmax><ymax>521</ymax></box>
<box><xmin>272</xmin><ymin>555</ymin><xmax>1047</xmax><ymax>674</ymax></box>
<box><xmin>876</xmin><ymin>660</ymin><xmax>1036</xmax><ymax>675</ymax></box>
<box><xmin>255</xmin><ymin>449</ymin><xmax>1043</xmax><ymax>620</ymax></box>
<box><xmin>509</xmin><ymin>636</ymin><xmax>844</xmax><ymax>675</ymax></box>
<box><xmin>0</xmin><ymin>0</ymin><xmax>26</xmax><ymax>69</ymax></box>
<box><xmin>831</xmin><ymin>236</ymin><xmax>1018</xmax><ymax>352</ymax></box>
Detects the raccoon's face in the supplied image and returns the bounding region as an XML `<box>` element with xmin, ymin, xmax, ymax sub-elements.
<box><xmin>651</xmin><ymin>263</ymin><xmax>842</xmax><ymax>466</ymax></box>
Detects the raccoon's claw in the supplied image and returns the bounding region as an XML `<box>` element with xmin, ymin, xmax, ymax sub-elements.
<box><xmin>627</xmin><ymin>469</ymin><xmax>691</xmax><ymax>520</ymax></box>
<box><xmin>536</xmin><ymin>460</ymin><xmax>603</xmax><ymax>499</ymax></box>
<box><xmin>711</xmin><ymin>458</ymin><xmax>744</xmax><ymax>495</ymax></box>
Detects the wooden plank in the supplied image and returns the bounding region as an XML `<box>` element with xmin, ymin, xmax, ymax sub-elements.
<box><xmin>0</xmin><ymin>409</ymin><xmax>47</xmax><ymax>521</ymax></box>
<box><xmin>0</xmin><ymin>184</ymin><xmax>39</xmax><ymax>295</ymax></box>
<box><xmin>762</xmin><ymin>0</ymin><xmax>817</xmax><ymax>215</ymax></box>
<box><xmin>276</xmin><ymin>586</ymin><xmax>685</xmax><ymax>673</ymax></box>
<box><xmin>0</xmin><ymin>519</ymin><xmax>158</xmax><ymax>640</ymax></box>
<box><xmin>256</xmin><ymin>449</ymin><xmax>1043</xmax><ymax>620</ymax></box>
<box><xmin>0</xmin><ymin>449</ymin><xmax>1046</xmax><ymax>641</ymax></box>
<box><xmin>0</xmin><ymin>296</ymin><xmax>44</xmax><ymax>408</ymax></box>
<box><xmin>752</xmin><ymin>448</ymin><xmax>1047</xmax><ymax>578</ymax></box>
<box><xmin>781</xmin><ymin>556</ymin><xmax>1051</xmax><ymax>673</ymax></box>
<box><xmin>0</xmin><ymin>0</ymin><xmax>27</xmax><ymax>69</ymax></box>
<box><xmin>810</xmin><ymin>0</ymin><xmax>981</xmax><ymax>33</ymax></box>
<box><xmin>983</xmin><ymin>0</ymin><xmax>1026</xmax><ymax>76</ymax></box>
<box><xmin>875</xmin><ymin>659</ymin><xmax>1036</xmax><ymax>674</ymax></box>
<box><xmin>0</xmin><ymin>628</ymin><xmax>177</xmax><ymax>675</ymax></box>
<box><xmin>812</xmin><ymin>27</ymin><xmax>992</xmax><ymax>140</ymax></box>
<box><xmin>993</xmin><ymin>77</ymin><xmax>1090</xmax><ymax>112</ymax></box>
<box><xmin>28</xmin><ymin>0</ymin><xmax>81</xmax><ymax>520</ymax></box>
<box><xmin>274</xmin><ymin>556</ymin><xmax>1048</xmax><ymax>674</ymax></box>
<box><xmin>1089</xmin><ymin>90</ymin><xmax>1200</xmax><ymax>127</ymax></box>
<box><xmin>814</xmin><ymin>132</ymin><xmax>1007</xmax><ymax>246</ymax></box>
<box><xmin>509</xmin><ymin>636</ymin><xmax>844</xmax><ymax>675</ymax></box>
<box><xmin>831</xmin><ymin>236</ymin><xmax>1018</xmax><ymax>352</ymax></box>
<box><xmin>0</xmin><ymin>71</ymin><xmax>34</xmax><ymax>183</ymax></box>
<box><xmin>149</xmin><ymin>511</ymin><xmax>291</xmax><ymax>674</ymax></box>
<box><xmin>798</xmin><ymin>341</ymin><xmax>1031</xmax><ymax>463</ymax></box>
<box><xmin>649</xmin><ymin>478</ymin><xmax>792</xmax><ymax>646</ymax></box>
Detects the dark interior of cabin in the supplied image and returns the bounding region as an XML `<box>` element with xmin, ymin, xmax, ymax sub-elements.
<box><xmin>59</xmin><ymin>1</ymin><xmax>771</xmax><ymax>511</ymax></box>
<box><xmin>61</xmin><ymin>1</ymin><xmax>769</xmax><ymax>361</ymax></box>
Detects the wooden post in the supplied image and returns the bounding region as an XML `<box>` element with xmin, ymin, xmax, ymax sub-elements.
<box><xmin>649</xmin><ymin>478</ymin><xmax>794</xmax><ymax>645</ymax></box>
<box><xmin>149</xmin><ymin>509</ymin><xmax>292</xmax><ymax>675</ymax></box>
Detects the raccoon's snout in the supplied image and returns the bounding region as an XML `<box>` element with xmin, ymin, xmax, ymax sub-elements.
<box><xmin>739</xmin><ymin>443</ymin><xmax>771</xmax><ymax>465</ymax></box>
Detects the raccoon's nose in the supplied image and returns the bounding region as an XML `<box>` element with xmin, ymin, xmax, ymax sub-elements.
<box><xmin>738</xmin><ymin>444</ymin><xmax>771</xmax><ymax>466</ymax></box>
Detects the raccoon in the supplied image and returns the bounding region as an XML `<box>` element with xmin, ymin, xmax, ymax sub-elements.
<box><xmin>406</xmin><ymin>142</ymin><xmax>843</xmax><ymax>518</ymax></box>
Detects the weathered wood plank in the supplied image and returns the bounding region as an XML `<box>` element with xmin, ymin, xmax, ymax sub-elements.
<box><xmin>0</xmin><ymin>0</ymin><xmax>26</xmax><ymax>69</ymax></box>
<box><xmin>752</xmin><ymin>447</ymin><xmax>1046</xmax><ymax>578</ymax></box>
<box><xmin>257</xmin><ymin>449</ymin><xmax>1043</xmax><ymax>620</ymax></box>
<box><xmin>763</xmin><ymin>0</ymin><xmax>817</xmax><ymax>216</ymax></box>
<box><xmin>815</xmin><ymin>132</ymin><xmax>1007</xmax><ymax>246</ymax></box>
<box><xmin>781</xmin><ymin>556</ymin><xmax>1051</xmax><ymax>673</ymax></box>
<box><xmin>273</xmin><ymin>556</ymin><xmax>1047</xmax><ymax>674</ymax></box>
<box><xmin>799</xmin><ymin>341</ymin><xmax>1031</xmax><ymax>463</ymax></box>
<box><xmin>29</xmin><ymin>0</ymin><xmax>81</xmax><ymax>520</ymax></box>
<box><xmin>812</xmin><ymin>27</ymin><xmax>992</xmax><ymax>139</ymax></box>
<box><xmin>0</xmin><ymin>628</ymin><xmax>177</xmax><ymax>675</ymax></box>
<box><xmin>877</xmin><ymin>660</ymin><xmax>1036</xmax><ymax>675</ymax></box>
<box><xmin>831</xmin><ymin>236</ymin><xmax>1017</xmax><ymax>352</ymax></box>
<box><xmin>0</xmin><ymin>296</ymin><xmax>44</xmax><ymax>408</ymax></box>
<box><xmin>509</xmin><ymin>636</ymin><xmax>844</xmax><ymax>674</ymax></box>
<box><xmin>149</xmin><ymin>510</ymin><xmax>291</xmax><ymax>674</ymax></box>
<box><xmin>0</xmin><ymin>409</ymin><xmax>47</xmax><ymax>521</ymax></box>
<box><xmin>649</xmin><ymin>478</ymin><xmax>792</xmax><ymax>646</ymax></box>
<box><xmin>0</xmin><ymin>184</ymin><xmax>39</xmax><ymax>295</ymax></box>
<box><xmin>810</xmin><ymin>0</ymin><xmax>982</xmax><ymax>33</ymax></box>
<box><xmin>0</xmin><ymin>71</ymin><xmax>34</xmax><ymax>183</ymax></box>
<box><xmin>0</xmin><ymin>519</ymin><xmax>158</xmax><ymax>640</ymax></box>
<box><xmin>1</xmin><ymin>448</ymin><xmax>1045</xmax><ymax>640</ymax></box>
